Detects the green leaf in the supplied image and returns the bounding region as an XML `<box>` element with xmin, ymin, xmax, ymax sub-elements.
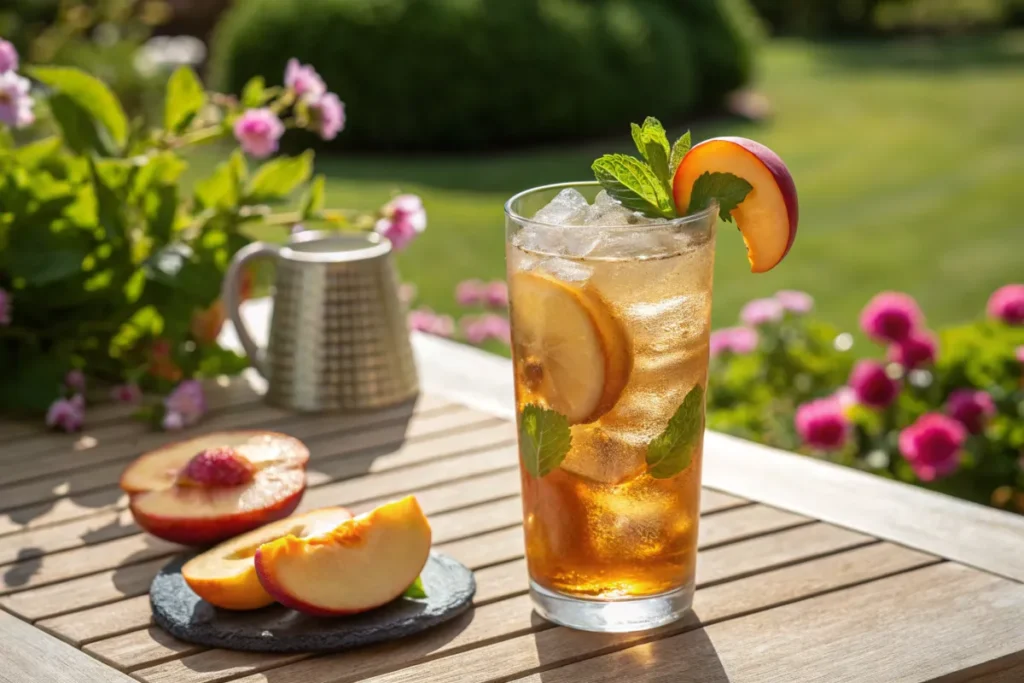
<box><xmin>519</xmin><ymin>404</ymin><xmax>572</xmax><ymax>478</ymax></box>
<box><xmin>14</xmin><ymin>136</ymin><xmax>62</xmax><ymax>168</ymax></box>
<box><xmin>48</xmin><ymin>93</ymin><xmax>117</xmax><ymax>156</ymax></box>
<box><xmin>300</xmin><ymin>174</ymin><xmax>325</xmax><ymax>219</ymax></box>
<box><xmin>669</xmin><ymin>131</ymin><xmax>692</xmax><ymax>174</ymax></box>
<box><xmin>165</xmin><ymin>66</ymin><xmax>207</xmax><ymax>134</ymax></box>
<box><xmin>29</xmin><ymin>66</ymin><xmax>128</xmax><ymax>150</ymax></box>
<box><xmin>245</xmin><ymin>151</ymin><xmax>314</xmax><ymax>204</ymax></box>
<box><xmin>197</xmin><ymin>346</ymin><xmax>250</xmax><ymax>376</ymax></box>
<box><xmin>194</xmin><ymin>159</ymin><xmax>241</xmax><ymax>211</ymax></box>
<box><xmin>646</xmin><ymin>385</ymin><xmax>705</xmax><ymax>479</ymax></box>
<box><xmin>632</xmin><ymin>117</ymin><xmax>672</xmax><ymax>190</ymax></box>
<box><xmin>686</xmin><ymin>172</ymin><xmax>753</xmax><ymax>223</ymax></box>
<box><xmin>591</xmin><ymin>154</ymin><xmax>674</xmax><ymax>219</ymax></box>
<box><xmin>241</xmin><ymin>76</ymin><xmax>267</xmax><ymax>108</ymax></box>
<box><xmin>0</xmin><ymin>352</ymin><xmax>67</xmax><ymax>414</ymax></box>
<box><xmin>146</xmin><ymin>185</ymin><xmax>179</xmax><ymax>244</ymax></box>
<box><xmin>402</xmin><ymin>576</ymin><xmax>427</xmax><ymax>599</ymax></box>
<box><xmin>89</xmin><ymin>158</ymin><xmax>127</xmax><ymax>242</ymax></box>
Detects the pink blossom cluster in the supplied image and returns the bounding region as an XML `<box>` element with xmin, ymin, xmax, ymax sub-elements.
<box><xmin>0</xmin><ymin>38</ymin><xmax>35</xmax><ymax>128</ymax></box>
<box><xmin>460</xmin><ymin>314</ymin><xmax>511</xmax><ymax>345</ymax></box>
<box><xmin>375</xmin><ymin>194</ymin><xmax>427</xmax><ymax>251</ymax></box>
<box><xmin>860</xmin><ymin>292</ymin><xmax>936</xmax><ymax>369</ymax></box>
<box><xmin>454</xmin><ymin>279</ymin><xmax>509</xmax><ymax>308</ymax></box>
<box><xmin>711</xmin><ymin>289</ymin><xmax>811</xmax><ymax>358</ymax></box>
<box><xmin>709</xmin><ymin>326</ymin><xmax>758</xmax><ymax>358</ymax></box>
<box><xmin>987</xmin><ymin>284</ymin><xmax>1024</xmax><ymax>326</ymax></box>
<box><xmin>163</xmin><ymin>379</ymin><xmax>207</xmax><ymax>430</ymax></box>
<box><xmin>408</xmin><ymin>308</ymin><xmax>455</xmax><ymax>338</ymax></box>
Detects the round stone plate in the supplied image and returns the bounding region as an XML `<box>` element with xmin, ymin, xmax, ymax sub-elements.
<box><xmin>150</xmin><ymin>551</ymin><xmax>475</xmax><ymax>653</ymax></box>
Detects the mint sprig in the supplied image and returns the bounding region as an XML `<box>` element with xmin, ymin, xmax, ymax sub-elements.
<box><xmin>519</xmin><ymin>404</ymin><xmax>572</xmax><ymax>477</ymax></box>
<box><xmin>686</xmin><ymin>171</ymin><xmax>753</xmax><ymax>223</ymax></box>
<box><xmin>592</xmin><ymin>154</ymin><xmax>674</xmax><ymax>219</ymax></box>
<box><xmin>669</xmin><ymin>130</ymin><xmax>691</xmax><ymax>174</ymax></box>
<box><xmin>402</xmin><ymin>576</ymin><xmax>427</xmax><ymax>599</ymax></box>
<box><xmin>630</xmin><ymin>117</ymin><xmax>672</xmax><ymax>192</ymax></box>
<box><xmin>646</xmin><ymin>385</ymin><xmax>705</xmax><ymax>479</ymax></box>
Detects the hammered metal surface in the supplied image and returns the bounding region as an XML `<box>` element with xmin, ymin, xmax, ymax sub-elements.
<box><xmin>263</xmin><ymin>236</ymin><xmax>418</xmax><ymax>411</ymax></box>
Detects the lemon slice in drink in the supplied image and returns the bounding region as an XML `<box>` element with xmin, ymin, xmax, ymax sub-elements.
<box><xmin>510</xmin><ymin>271</ymin><xmax>631</xmax><ymax>424</ymax></box>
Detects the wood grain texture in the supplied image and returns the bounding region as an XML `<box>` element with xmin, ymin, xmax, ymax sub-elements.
<box><xmin>0</xmin><ymin>609</ymin><xmax>134</xmax><ymax>683</ymax></box>
<box><xmin>514</xmin><ymin>562</ymin><xmax>1024</xmax><ymax>683</ymax></box>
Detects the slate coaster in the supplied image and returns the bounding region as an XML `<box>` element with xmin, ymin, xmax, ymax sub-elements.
<box><xmin>150</xmin><ymin>551</ymin><xmax>475</xmax><ymax>653</ymax></box>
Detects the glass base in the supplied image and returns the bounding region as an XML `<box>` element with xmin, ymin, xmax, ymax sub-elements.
<box><xmin>530</xmin><ymin>579</ymin><xmax>694</xmax><ymax>633</ymax></box>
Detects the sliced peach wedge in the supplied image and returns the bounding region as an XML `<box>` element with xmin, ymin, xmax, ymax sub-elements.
<box><xmin>255</xmin><ymin>496</ymin><xmax>432</xmax><ymax>616</ymax></box>
<box><xmin>673</xmin><ymin>137</ymin><xmax>798</xmax><ymax>273</ymax></box>
<box><xmin>121</xmin><ymin>431</ymin><xmax>309</xmax><ymax>546</ymax></box>
<box><xmin>182</xmin><ymin>507</ymin><xmax>353</xmax><ymax>610</ymax></box>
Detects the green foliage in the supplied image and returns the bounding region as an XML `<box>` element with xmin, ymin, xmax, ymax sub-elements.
<box><xmin>518</xmin><ymin>404</ymin><xmax>572</xmax><ymax>478</ymax></box>
<box><xmin>165</xmin><ymin>67</ymin><xmax>207</xmax><ymax>134</ymax></box>
<box><xmin>592</xmin><ymin>153</ymin><xmax>675</xmax><ymax>218</ymax></box>
<box><xmin>210</xmin><ymin>0</ymin><xmax>760</xmax><ymax>150</ymax></box>
<box><xmin>646</xmin><ymin>385</ymin><xmax>706</xmax><ymax>478</ymax></box>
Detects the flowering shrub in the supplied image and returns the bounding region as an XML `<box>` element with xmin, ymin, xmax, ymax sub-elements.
<box><xmin>407</xmin><ymin>278</ymin><xmax>510</xmax><ymax>351</ymax></box>
<box><xmin>0</xmin><ymin>42</ymin><xmax>423</xmax><ymax>431</ymax></box>
<box><xmin>708</xmin><ymin>284</ymin><xmax>1024</xmax><ymax>514</ymax></box>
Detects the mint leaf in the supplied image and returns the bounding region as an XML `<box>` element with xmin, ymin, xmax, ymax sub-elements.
<box><xmin>646</xmin><ymin>385</ymin><xmax>705</xmax><ymax>479</ymax></box>
<box><xmin>687</xmin><ymin>172</ymin><xmax>753</xmax><ymax>223</ymax></box>
<box><xmin>519</xmin><ymin>404</ymin><xmax>572</xmax><ymax>477</ymax></box>
<box><xmin>592</xmin><ymin>154</ymin><xmax>674</xmax><ymax>219</ymax></box>
<box><xmin>165</xmin><ymin>66</ymin><xmax>206</xmax><ymax>134</ymax></box>
<box><xmin>402</xmin><ymin>576</ymin><xmax>427</xmax><ymax>599</ymax></box>
<box><xmin>669</xmin><ymin>131</ymin><xmax>692</xmax><ymax>174</ymax></box>
<box><xmin>629</xmin><ymin>117</ymin><xmax>672</xmax><ymax>192</ymax></box>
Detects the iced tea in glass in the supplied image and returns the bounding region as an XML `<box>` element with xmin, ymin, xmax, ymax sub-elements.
<box><xmin>505</xmin><ymin>182</ymin><xmax>717</xmax><ymax>632</ymax></box>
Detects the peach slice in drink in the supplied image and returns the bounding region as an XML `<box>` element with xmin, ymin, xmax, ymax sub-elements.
<box><xmin>509</xmin><ymin>271</ymin><xmax>631</xmax><ymax>425</ymax></box>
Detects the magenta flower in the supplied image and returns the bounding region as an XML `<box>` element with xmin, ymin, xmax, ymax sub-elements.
<box><xmin>0</xmin><ymin>288</ymin><xmax>10</xmax><ymax>325</ymax></box>
<box><xmin>233</xmin><ymin>108</ymin><xmax>284</xmax><ymax>158</ymax></box>
<box><xmin>65</xmin><ymin>369</ymin><xmax>86</xmax><ymax>393</ymax></box>
<box><xmin>740</xmin><ymin>298</ymin><xmax>784</xmax><ymax>326</ymax></box>
<box><xmin>795</xmin><ymin>396</ymin><xmax>850</xmax><ymax>450</ymax></box>
<box><xmin>888</xmin><ymin>329</ymin><xmax>938</xmax><ymax>369</ymax></box>
<box><xmin>945</xmin><ymin>389</ymin><xmax>996</xmax><ymax>435</ymax></box>
<box><xmin>408</xmin><ymin>308</ymin><xmax>453</xmax><ymax>338</ymax></box>
<box><xmin>375</xmin><ymin>194</ymin><xmax>426</xmax><ymax>251</ymax></box>
<box><xmin>987</xmin><ymin>284</ymin><xmax>1024</xmax><ymax>326</ymax></box>
<box><xmin>484</xmin><ymin>281</ymin><xmax>509</xmax><ymax>308</ymax></box>
<box><xmin>899</xmin><ymin>413</ymin><xmax>966</xmax><ymax>481</ymax></box>
<box><xmin>455</xmin><ymin>279</ymin><xmax>485</xmax><ymax>306</ymax></box>
<box><xmin>709</xmin><ymin>327</ymin><xmax>759</xmax><ymax>357</ymax></box>
<box><xmin>0</xmin><ymin>39</ymin><xmax>17</xmax><ymax>73</ymax></box>
<box><xmin>775</xmin><ymin>290</ymin><xmax>813</xmax><ymax>314</ymax></box>
<box><xmin>0</xmin><ymin>71</ymin><xmax>35</xmax><ymax>128</ymax></box>
<box><xmin>284</xmin><ymin>58</ymin><xmax>326</xmax><ymax>100</ymax></box>
<box><xmin>860</xmin><ymin>292</ymin><xmax>923</xmax><ymax>344</ymax></box>
<box><xmin>46</xmin><ymin>395</ymin><xmax>84</xmax><ymax>432</ymax></box>
<box><xmin>164</xmin><ymin>379</ymin><xmax>206</xmax><ymax>429</ymax></box>
<box><xmin>111</xmin><ymin>383</ymin><xmax>143</xmax><ymax>404</ymax></box>
<box><xmin>308</xmin><ymin>92</ymin><xmax>345</xmax><ymax>141</ymax></box>
<box><xmin>462</xmin><ymin>314</ymin><xmax>510</xmax><ymax>345</ymax></box>
<box><xmin>848</xmin><ymin>360</ymin><xmax>900</xmax><ymax>408</ymax></box>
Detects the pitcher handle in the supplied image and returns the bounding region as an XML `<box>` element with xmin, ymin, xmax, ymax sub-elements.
<box><xmin>223</xmin><ymin>241</ymin><xmax>281</xmax><ymax>378</ymax></box>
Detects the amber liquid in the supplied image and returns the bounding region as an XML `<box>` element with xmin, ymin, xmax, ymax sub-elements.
<box><xmin>509</xmin><ymin>232</ymin><xmax>715</xmax><ymax>599</ymax></box>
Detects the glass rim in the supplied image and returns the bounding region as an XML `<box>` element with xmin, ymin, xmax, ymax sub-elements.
<box><xmin>504</xmin><ymin>180</ymin><xmax>719</xmax><ymax>233</ymax></box>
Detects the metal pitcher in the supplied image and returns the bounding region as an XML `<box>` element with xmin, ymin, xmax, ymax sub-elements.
<box><xmin>222</xmin><ymin>230</ymin><xmax>418</xmax><ymax>412</ymax></box>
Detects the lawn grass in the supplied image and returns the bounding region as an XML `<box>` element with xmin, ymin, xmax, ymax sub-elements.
<box><xmin>232</xmin><ymin>32</ymin><xmax>1024</xmax><ymax>352</ymax></box>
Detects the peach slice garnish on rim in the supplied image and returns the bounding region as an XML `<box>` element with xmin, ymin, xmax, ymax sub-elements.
<box><xmin>672</xmin><ymin>137</ymin><xmax>798</xmax><ymax>273</ymax></box>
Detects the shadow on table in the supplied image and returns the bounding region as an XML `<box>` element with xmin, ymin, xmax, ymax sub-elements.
<box><xmin>2</xmin><ymin>547</ymin><xmax>43</xmax><ymax>589</ymax></box>
<box><xmin>531</xmin><ymin>610</ymin><xmax>728</xmax><ymax>682</ymax></box>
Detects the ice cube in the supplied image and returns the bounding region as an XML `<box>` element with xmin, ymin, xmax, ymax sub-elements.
<box><xmin>536</xmin><ymin>256</ymin><xmax>593</xmax><ymax>283</ymax></box>
<box><xmin>560</xmin><ymin>424</ymin><xmax>647</xmax><ymax>485</ymax></box>
<box><xmin>532</xmin><ymin>188</ymin><xmax>588</xmax><ymax>226</ymax></box>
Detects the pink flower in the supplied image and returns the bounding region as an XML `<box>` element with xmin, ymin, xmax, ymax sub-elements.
<box><xmin>0</xmin><ymin>71</ymin><xmax>35</xmax><ymax>128</ymax></box>
<box><xmin>1017</xmin><ymin>346</ymin><xmax>1024</xmax><ymax>365</ymax></box>
<box><xmin>899</xmin><ymin>413</ymin><xmax>966</xmax><ymax>481</ymax></box>
<box><xmin>375</xmin><ymin>194</ymin><xmax>426</xmax><ymax>251</ymax></box>
<box><xmin>164</xmin><ymin>379</ymin><xmax>206</xmax><ymax>428</ymax></box>
<box><xmin>0</xmin><ymin>288</ymin><xmax>10</xmax><ymax>325</ymax></box>
<box><xmin>987</xmin><ymin>284</ymin><xmax>1024</xmax><ymax>326</ymax></box>
<box><xmin>888</xmin><ymin>329</ymin><xmax>938</xmax><ymax>369</ymax></box>
<box><xmin>65</xmin><ymin>369</ymin><xmax>86</xmax><ymax>393</ymax></box>
<box><xmin>46</xmin><ymin>396</ymin><xmax>84</xmax><ymax>432</ymax></box>
<box><xmin>461</xmin><ymin>314</ymin><xmax>510</xmax><ymax>345</ymax></box>
<box><xmin>945</xmin><ymin>389</ymin><xmax>996</xmax><ymax>435</ymax></box>
<box><xmin>832</xmin><ymin>386</ymin><xmax>858</xmax><ymax>410</ymax></box>
<box><xmin>163</xmin><ymin>411</ymin><xmax>185</xmax><ymax>431</ymax></box>
<box><xmin>0</xmin><ymin>39</ymin><xmax>17</xmax><ymax>73</ymax></box>
<box><xmin>233</xmin><ymin>108</ymin><xmax>284</xmax><ymax>159</ymax></box>
<box><xmin>795</xmin><ymin>396</ymin><xmax>850</xmax><ymax>450</ymax></box>
<box><xmin>709</xmin><ymin>327</ymin><xmax>759</xmax><ymax>357</ymax></box>
<box><xmin>775</xmin><ymin>290</ymin><xmax>813</xmax><ymax>314</ymax></box>
<box><xmin>284</xmin><ymin>58</ymin><xmax>326</xmax><ymax>100</ymax></box>
<box><xmin>408</xmin><ymin>308</ymin><xmax>453</xmax><ymax>338</ymax></box>
<box><xmin>860</xmin><ymin>292</ymin><xmax>923</xmax><ymax>344</ymax></box>
<box><xmin>455</xmin><ymin>279</ymin><xmax>485</xmax><ymax>306</ymax></box>
<box><xmin>484</xmin><ymin>281</ymin><xmax>509</xmax><ymax>308</ymax></box>
<box><xmin>848</xmin><ymin>360</ymin><xmax>900</xmax><ymax>408</ymax></box>
<box><xmin>740</xmin><ymin>298</ymin><xmax>784</xmax><ymax>326</ymax></box>
<box><xmin>308</xmin><ymin>92</ymin><xmax>345</xmax><ymax>141</ymax></box>
<box><xmin>111</xmin><ymin>383</ymin><xmax>142</xmax><ymax>404</ymax></box>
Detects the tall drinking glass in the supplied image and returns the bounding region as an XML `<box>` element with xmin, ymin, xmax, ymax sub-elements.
<box><xmin>505</xmin><ymin>182</ymin><xmax>717</xmax><ymax>633</ymax></box>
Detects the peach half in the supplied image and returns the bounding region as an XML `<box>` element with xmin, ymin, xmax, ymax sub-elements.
<box><xmin>182</xmin><ymin>507</ymin><xmax>353</xmax><ymax>610</ymax></box>
<box><xmin>673</xmin><ymin>137</ymin><xmax>798</xmax><ymax>273</ymax></box>
<box><xmin>122</xmin><ymin>431</ymin><xmax>309</xmax><ymax>546</ymax></box>
<box><xmin>255</xmin><ymin>496</ymin><xmax>432</xmax><ymax>616</ymax></box>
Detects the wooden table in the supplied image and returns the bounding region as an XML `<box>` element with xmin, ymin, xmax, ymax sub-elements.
<box><xmin>2</xmin><ymin>328</ymin><xmax>1024</xmax><ymax>682</ymax></box>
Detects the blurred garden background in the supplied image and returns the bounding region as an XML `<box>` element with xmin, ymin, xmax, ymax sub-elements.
<box><xmin>2</xmin><ymin>0</ymin><xmax>1023</xmax><ymax>510</ymax></box>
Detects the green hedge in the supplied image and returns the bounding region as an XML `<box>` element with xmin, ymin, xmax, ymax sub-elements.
<box><xmin>210</xmin><ymin>0</ymin><xmax>760</xmax><ymax>151</ymax></box>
